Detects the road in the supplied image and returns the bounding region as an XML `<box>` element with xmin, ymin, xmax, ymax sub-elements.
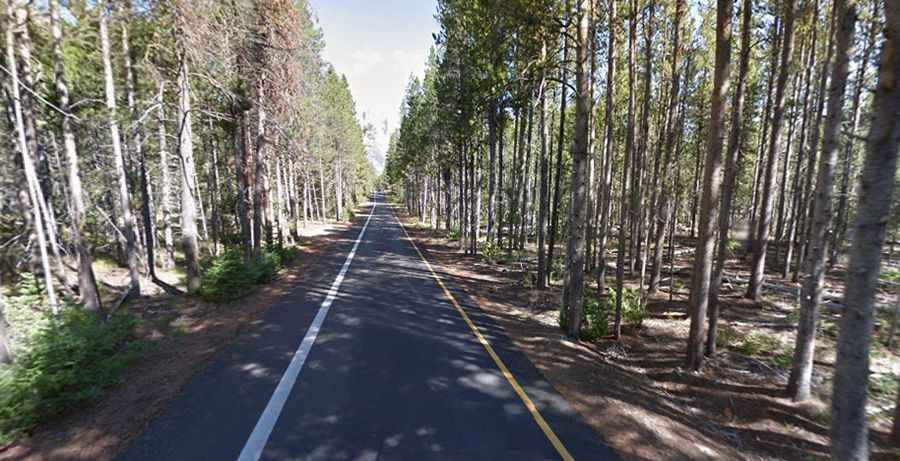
<box><xmin>120</xmin><ymin>192</ymin><xmax>617</xmax><ymax>461</ymax></box>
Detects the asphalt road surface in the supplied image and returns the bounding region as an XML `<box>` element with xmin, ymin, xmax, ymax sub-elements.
<box><xmin>120</xmin><ymin>192</ymin><xmax>618</xmax><ymax>461</ymax></box>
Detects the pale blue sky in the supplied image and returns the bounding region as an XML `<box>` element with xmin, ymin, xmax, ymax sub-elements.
<box><xmin>310</xmin><ymin>0</ymin><xmax>438</xmax><ymax>146</ymax></box>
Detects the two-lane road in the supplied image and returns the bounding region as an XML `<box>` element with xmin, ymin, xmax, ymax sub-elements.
<box><xmin>121</xmin><ymin>193</ymin><xmax>617</xmax><ymax>460</ymax></box>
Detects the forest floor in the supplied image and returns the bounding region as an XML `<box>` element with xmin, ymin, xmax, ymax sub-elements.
<box><xmin>0</xmin><ymin>221</ymin><xmax>352</xmax><ymax>461</ymax></box>
<box><xmin>398</xmin><ymin>213</ymin><xmax>900</xmax><ymax>461</ymax></box>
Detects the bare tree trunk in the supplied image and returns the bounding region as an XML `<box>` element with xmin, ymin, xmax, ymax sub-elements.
<box><xmin>547</xmin><ymin>14</ymin><xmax>569</xmax><ymax>285</ymax></box>
<box><xmin>687</xmin><ymin>0</ymin><xmax>732</xmax><ymax>371</ymax></box>
<box><xmin>537</xmin><ymin>41</ymin><xmax>550</xmax><ymax>290</ymax></box>
<box><xmin>789</xmin><ymin>0</ymin><xmax>856</xmax><ymax>403</ymax></box>
<box><xmin>4</xmin><ymin>1</ymin><xmax>58</xmax><ymax>313</ymax></box>
<box><xmin>748</xmin><ymin>0</ymin><xmax>795</xmax><ymax>301</ymax></box>
<box><xmin>632</xmin><ymin>0</ymin><xmax>655</xmax><ymax>276</ymax></box>
<box><xmin>831</xmin><ymin>3</ymin><xmax>879</xmax><ymax>266</ymax></box>
<box><xmin>254</xmin><ymin>97</ymin><xmax>267</xmax><ymax>253</ymax></box>
<box><xmin>487</xmin><ymin>102</ymin><xmax>497</xmax><ymax>242</ymax></box>
<box><xmin>796</xmin><ymin>4</ymin><xmax>837</xmax><ymax>281</ymax></box>
<box><xmin>233</xmin><ymin>110</ymin><xmax>252</xmax><ymax>256</ymax></box>
<box><xmin>613</xmin><ymin>0</ymin><xmax>638</xmax><ymax>339</ymax></box>
<box><xmin>784</xmin><ymin>27</ymin><xmax>818</xmax><ymax>280</ymax></box>
<box><xmin>706</xmin><ymin>0</ymin><xmax>751</xmax><ymax>355</ymax></box>
<box><xmin>748</xmin><ymin>21</ymin><xmax>781</xmax><ymax>255</ymax></box>
<box><xmin>49</xmin><ymin>0</ymin><xmax>101</xmax><ymax>310</ymax></box>
<box><xmin>650</xmin><ymin>0</ymin><xmax>686</xmax><ymax>295</ymax></box>
<box><xmin>831</xmin><ymin>3</ymin><xmax>899</xmax><ymax>458</ymax></box>
<box><xmin>596</xmin><ymin>0</ymin><xmax>615</xmax><ymax>296</ymax></box>
<box><xmin>564</xmin><ymin>0</ymin><xmax>591</xmax><ymax>338</ymax></box>
<box><xmin>156</xmin><ymin>82</ymin><xmax>176</xmax><ymax>268</ymax></box>
<box><xmin>176</xmin><ymin>54</ymin><xmax>201</xmax><ymax>291</ymax></box>
<box><xmin>335</xmin><ymin>150</ymin><xmax>344</xmax><ymax>221</ymax></box>
<box><xmin>100</xmin><ymin>3</ymin><xmax>140</xmax><ymax>296</ymax></box>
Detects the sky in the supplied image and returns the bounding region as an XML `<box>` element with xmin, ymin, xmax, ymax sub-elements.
<box><xmin>309</xmin><ymin>0</ymin><xmax>439</xmax><ymax>170</ymax></box>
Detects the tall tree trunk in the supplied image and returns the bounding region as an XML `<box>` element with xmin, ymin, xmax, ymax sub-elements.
<box><xmin>596</xmin><ymin>0</ymin><xmax>615</xmax><ymax>296</ymax></box>
<box><xmin>784</xmin><ymin>22</ymin><xmax>819</xmax><ymax>280</ymax></box>
<box><xmin>158</xmin><ymin>82</ymin><xmax>176</xmax><ymax>267</ymax></box>
<box><xmin>633</xmin><ymin>0</ymin><xmax>655</xmax><ymax>276</ymax></box>
<box><xmin>831</xmin><ymin>3</ymin><xmax>879</xmax><ymax>266</ymax></box>
<box><xmin>253</xmin><ymin>91</ymin><xmax>268</xmax><ymax>255</ymax></box>
<box><xmin>537</xmin><ymin>41</ymin><xmax>550</xmax><ymax>290</ymax></box>
<box><xmin>177</xmin><ymin>54</ymin><xmax>201</xmax><ymax>291</ymax></box>
<box><xmin>797</xmin><ymin>3</ymin><xmax>837</xmax><ymax>280</ymax></box>
<box><xmin>4</xmin><ymin>1</ymin><xmax>58</xmax><ymax>312</ymax></box>
<box><xmin>613</xmin><ymin>0</ymin><xmax>638</xmax><ymax>339</ymax></box>
<box><xmin>564</xmin><ymin>0</ymin><xmax>591</xmax><ymax>338</ymax></box>
<box><xmin>49</xmin><ymin>0</ymin><xmax>101</xmax><ymax>310</ymax></box>
<box><xmin>121</xmin><ymin>6</ymin><xmax>157</xmax><ymax>281</ymax></box>
<box><xmin>487</xmin><ymin>102</ymin><xmax>497</xmax><ymax>242</ymax></box>
<box><xmin>687</xmin><ymin>0</ymin><xmax>732</xmax><ymax>371</ymax></box>
<box><xmin>831</xmin><ymin>2</ymin><xmax>899</xmax><ymax>457</ymax></box>
<box><xmin>789</xmin><ymin>0</ymin><xmax>856</xmax><ymax>402</ymax></box>
<box><xmin>100</xmin><ymin>2</ymin><xmax>140</xmax><ymax>296</ymax></box>
<box><xmin>748</xmin><ymin>21</ymin><xmax>781</xmax><ymax>255</ymax></box>
<box><xmin>707</xmin><ymin>0</ymin><xmax>751</xmax><ymax>355</ymax></box>
<box><xmin>748</xmin><ymin>0</ymin><xmax>795</xmax><ymax>301</ymax></box>
<box><xmin>547</xmin><ymin>12</ymin><xmax>570</xmax><ymax>286</ymax></box>
<box><xmin>650</xmin><ymin>0</ymin><xmax>685</xmax><ymax>295</ymax></box>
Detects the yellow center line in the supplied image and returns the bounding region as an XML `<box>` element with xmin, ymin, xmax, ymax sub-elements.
<box><xmin>391</xmin><ymin>206</ymin><xmax>575</xmax><ymax>461</ymax></box>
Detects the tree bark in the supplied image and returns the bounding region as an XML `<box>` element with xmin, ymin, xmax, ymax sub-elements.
<box><xmin>177</xmin><ymin>54</ymin><xmax>201</xmax><ymax>291</ymax></box>
<box><xmin>49</xmin><ymin>0</ymin><xmax>101</xmax><ymax>310</ymax></box>
<box><xmin>789</xmin><ymin>0</ymin><xmax>856</xmax><ymax>403</ymax></box>
<box><xmin>707</xmin><ymin>0</ymin><xmax>751</xmax><ymax>355</ymax></box>
<box><xmin>831</xmin><ymin>3</ymin><xmax>879</xmax><ymax>267</ymax></box>
<box><xmin>687</xmin><ymin>0</ymin><xmax>732</xmax><ymax>371</ymax></box>
<box><xmin>547</xmin><ymin>14</ymin><xmax>569</xmax><ymax>286</ymax></box>
<box><xmin>831</xmin><ymin>2</ymin><xmax>899</xmax><ymax>458</ymax></box>
<box><xmin>596</xmin><ymin>0</ymin><xmax>615</xmax><ymax>296</ymax></box>
<box><xmin>650</xmin><ymin>0</ymin><xmax>685</xmax><ymax>295</ymax></box>
<box><xmin>748</xmin><ymin>0</ymin><xmax>795</xmax><ymax>301</ymax></box>
<box><xmin>564</xmin><ymin>0</ymin><xmax>591</xmax><ymax>339</ymax></box>
<box><xmin>4</xmin><ymin>0</ymin><xmax>58</xmax><ymax>312</ymax></box>
<box><xmin>100</xmin><ymin>2</ymin><xmax>140</xmax><ymax>296</ymax></box>
<box><xmin>537</xmin><ymin>41</ymin><xmax>550</xmax><ymax>290</ymax></box>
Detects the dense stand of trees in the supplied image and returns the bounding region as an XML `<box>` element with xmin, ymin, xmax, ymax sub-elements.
<box><xmin>385</xmin><ymin>0</ymin><xmax>900</xmax><ymax>457</ymax></box>
<box><xmin>0</xmin><ymin>0</ymin><xmax>375</xmax><ymax>357</ymax></box>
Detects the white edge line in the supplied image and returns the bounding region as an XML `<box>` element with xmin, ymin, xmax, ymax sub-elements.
<box><xmin>236</xmin><ymin>196</ymin><xmax>378</xmax><ymax>461</ymax></box>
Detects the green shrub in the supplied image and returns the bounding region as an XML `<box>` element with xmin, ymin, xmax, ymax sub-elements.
<box><xmin>582</xmin><ymin>295</ymin><xmax>610</xmax><ymax>340</ymax></box>
<box><xmin>725</xmin><ymin>238</ymin><xmax>741</xmax><ymax>256</ymax></box>
<box><xmin>447</xmin><ymin>228</ymin><xmax>461</xmax><ymax>241</ymax></box>
<box><xmin>715</xmin><ymin>324</ymin><xmax>743</xmax><ymax>349</ymax></box>
<box><xmin>198</xmin><ymin>244</ymin><xmax>297</xmax><ymax>302</ymax></box>
<box><xmin>735</xmin><ymin>330</ymin><xmax>781</xmax><ymax>356</ymax></box>
<box><xmin>772</xmin><ymin>347</ymin><xmax>794</xmax><ymax>369</ymax></box>
<box><xmin>881</xmin><ymin>270</ymin><xmax>900</xmax><ymax>284</ymax></box>
<box><xmin>611</xmin><ymin>288</ymin><xmax>646</xmax><ymax>328</ymax></box>
<box><xmin>3</xmin><ymin>274</ymin><xmax>51</xmax><ymax>354</ymax></box>
<box><xmin>869</xmin><ymin>373</ymin><xmax>899</xmax><ymax>400</ymax></box>
<box><xmin>0</xmin><ymin>308</ymin><xmax>140</xmax><ymax>444</ymax></box>
<box><xmin>482</xmin><ymin>241</ymin><xmax>502</xmax><ymax>265</ymax></box>
<box><xmin>558</xmin><ymin>289</ymin><xmax>643</xmax><ymax>339</ymax></box>
<box><xmin>198</xmin><ymin>249</ymin><xmax>258</xmax><ymax>301</ymax></box>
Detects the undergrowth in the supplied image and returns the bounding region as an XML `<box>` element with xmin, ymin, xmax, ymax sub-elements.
<box><xmin>198</xmin><ymin>244</ymin><xmax>299</xmax><ymax>302</ymax></box>
<box><xmin>559</xmin><ymin>287</ymin><xmax>646</xmax><ymax>340</ymax></box>
<box><xmin>0</xmin><ymin>277</ymin><xmax>142</xmax><ymax>445</ymax></box>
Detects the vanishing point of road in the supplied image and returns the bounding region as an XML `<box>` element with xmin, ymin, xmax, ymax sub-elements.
<box><xmin>121</xmin><ymin>192</ymin><xmax>618</xmax><ymax>461</ymax></box>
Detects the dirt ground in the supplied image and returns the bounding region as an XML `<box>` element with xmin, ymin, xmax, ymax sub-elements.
<box><xmin>0</xmin><ymin>221</ymin><xmax>352</xmax><ymax>461</ymax></box>
<box><xmin>398</xmin><ymin>210</ymin><xmax>900</xmax><ymax>461</ymax></box>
